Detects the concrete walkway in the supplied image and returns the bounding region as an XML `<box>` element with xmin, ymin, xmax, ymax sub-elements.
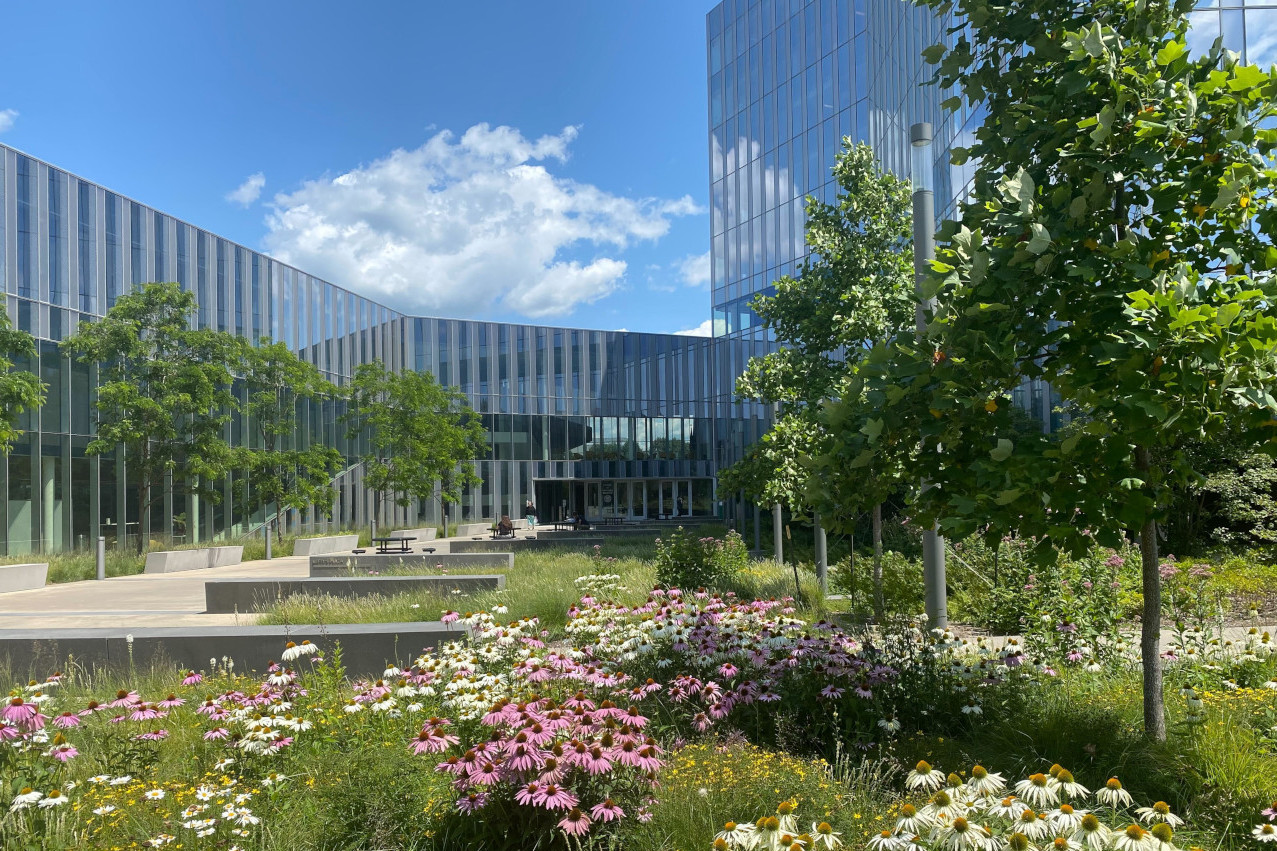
<box><xmin>0</xmin><ymin>529</ymin><xmax>500</xmax><ymax>629</ymax></box>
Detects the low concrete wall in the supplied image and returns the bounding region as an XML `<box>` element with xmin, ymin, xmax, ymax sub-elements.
<box><xmin>293</xmin><ymin>535</ymin><xmax>360</xmax><ymax>556</ymax></box>
<box><xmin>205</xmin><ymin>575</ymin><xmax>507</xmax><ymax>613</ymax></box>
<box><xmin>144</xmin><ymin>546</ymin><xmax>244</xmax><ymax>574</ymax></box>
<box><xmin>0</xmin><ymin>563</ymin><xmax>48</xmax><ymax>593</ymax></box>
<box><xmin>0</xmin><ymin>622</ymin><xmax>461</xmax><ymax>676</ymax></box>
<box><xmin>452</xmin><ymin>519</ymin><xmax>529</xmax><ymax>537</ymax></box>
<box><xmin>535</xmin><ymin>528</ymin><xmax>662</xmax><ymax>540</ymax></box>
<box><xmin>388</xmin><ymin>527</ymin><xmax>437</xmax><ymax>542</ymax></box>
<box><xmin>451</xmin><ymin>537</ymin><xmax>604</xmax><ymax>554</ymax></box>
<box><xmin>309</xmin><ymin>552</ymin><xmax>514</xmax><ymax>575</ymax></box>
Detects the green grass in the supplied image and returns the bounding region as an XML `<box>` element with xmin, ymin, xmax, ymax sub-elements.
<box><xmin>258</xmin><ymin>543</ymin><xmax>832</xmax><ymax>632</ymax></box>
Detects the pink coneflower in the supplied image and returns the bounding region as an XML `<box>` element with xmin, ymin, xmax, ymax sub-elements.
<box><xmin>410</xmin><ymin>727</ymin><xmax>458</xmax><ymax>755</ymax></box>
<box><xmin>820</xmin><ymin>685</ymin><xmax>845</xmax><ymax>699</ymax></box>
<box><xmin>181</xmin><ymin>671</ymin><xmax>202</xmax><ymax>686</ymax></box>
<box><xmin>3</xmin><ymin>697</ymin><xmax>36</xmax><ymax>726</ymax></box>
<box><xmin>78</xmin><ymin>700</ymin><xmax>102</xmax><ymax>717</ymax></box>
<box><xmin>634</xmin><ymin>745</ymin><xmax>663</xmax><ymax>773</ymax></box>
<box><xmin>591</xmin><ymin>798</ymin><xmax>625</xmax><ymax>823</ymax></box>
<box><xmin>203</xmin><ymin>727</ymin><xmax>230</xmax><ymax>741</ymax></box>
<box><xmin>456</xmin><ymin>791</ymin><xmax>488</xmax><ymax>813</ymax></box>
<box><xmin>129</xmin><ymin>704</ymin><xmax>162</xmax><ymax>722</ymax></box>
<box><xmin>52</xmin><ymin>712</ymin><xmax>81</xmax><ymax>729</ymax></box>
<box><xmin>504</xmin><ymin>742</ymin><xmax>542</xmax><ymax>772</ymax></box>
<box><xmin>135</xmin><ymin>729</ymin><xmax>169</xmax><ymax>741</ymax></box>
<box><xmin>515</xmin><ymin>782</ymin><xmax>541</xmax><ymax>806</ymax></box>
<box><xmin>468</xmin><ymin>761</ymin><xmax>502</xmax><ymax>786</ymax></box>
<box><xmin>583</xmin><ymin>747</ymin><xmax>613</xmax><ymax>775</ymax></box>
<box><xmin>107</xmin><ymin>689</ymin><xmax>140</xmax><ymax>708</ymax></box>
<box><xmin>534</xmin><ymin>784</ymin><xmax>579</xmax><ymax>811</ymax></box>
<box><xmin>48</xmin><ymin>743</ymin><xmax>78</xmax><ymax>762</ymax></box>
<box><xmin>441</xmin><ymin>611</ymin><xmax>460</xmax><ymax>624</ymax></box>
<box><xmin>0</xmin><ymin>722</ymin><xmax>20</xmax><ymax>740</ymax></box>
<box><xmin>157</xmin><ymin>694</ymin><xmax>185</xmax><ymax>710</ymax></box>
<box><xmin>558</xmin><ymin>807</ymin><xmax>593</xmax><ymax>836</ymax></box>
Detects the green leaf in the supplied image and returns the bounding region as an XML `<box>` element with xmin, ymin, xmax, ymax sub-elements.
<box><xmin>1026</xmin><ymin>223</ymin><xmax>1052</xmax><ymax>255</ymax></box>
<box><xmin>990</xmin><ymin>439</ymin><xmax>1014</xmax><ymax>462</ymax></box>
<box><xmin>922</xmin><ymin>43</ymin><xmax>946</xmax><ymax>64</ymax></box>
<box><xmin>995</xmin><ymin>488</ymin><xmax>1022</xmax><ymax>505</ymax></box>
<box><xmin>1156</xmin><ymin>40</ymin><xmax>1186</xmax><ymax>66</ymax></box>
<box><xmin>1082</xmin><ymin>23</ymin><xmax>1107</xmax><ymax>59</ymax></box>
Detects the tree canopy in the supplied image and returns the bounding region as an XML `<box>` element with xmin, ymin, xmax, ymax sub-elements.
<box><xmin>0</xmin><ymin>304</ymin><xmax>45</xmax><ymax>454</ymax></box>
<box><xmin>818</xmin><ymin>0</ymin><xmax>1277</xmax><ymax>739</ymax></box>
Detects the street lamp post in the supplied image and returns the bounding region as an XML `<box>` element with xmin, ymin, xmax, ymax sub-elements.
<box><xmin>911</xmin><ymin>121</ymin><xmax>949</xmax><ymax>629</ymax></box>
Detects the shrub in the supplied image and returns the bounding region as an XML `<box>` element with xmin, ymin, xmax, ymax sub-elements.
<box><xmin>831</xmin><ymin>550</ymin><xmax>924</xmax><ymax>619</ymax></box>
<box><xmin>653</xmin><ymin>527</ymin><xmax>749</xmax><ymax>590</ymax></box>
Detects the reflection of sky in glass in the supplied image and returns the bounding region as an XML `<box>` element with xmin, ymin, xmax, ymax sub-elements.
<box><xmin>1188</xmin><ymin>3</ymin><xmax>1277</xmax><ymax>65</ymax></box>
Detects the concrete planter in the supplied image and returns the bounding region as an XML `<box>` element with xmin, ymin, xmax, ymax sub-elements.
<box><xmin>0</xmin><ymin>622</ymin><xmax>460</xmax><ymax>675</ymax></box>
<box><xmin>144</xmin><ymin>546</ymin><xmax>244</xmax><ymax>574</ymax></box>
<box><xmin>0</xmin><ymin>563</ymin><xmax>48</xmax><ymax>593</ymax></box>
<box><xmin>293</xmin><ymin>535</ymin><xmax>360</xmax><ymax>556</ymax></box>
<box><xmin>309</xmin><ymin>552</ymin><xmax>514</xmax><ymax>575</ymax></box>
<box><xmin>387</xmin><ymin>527</ymin><xmax>437</xmax><ymax>542</ymax></box>
<box><xmin>451</xmin><ymin>537</ymin><xmax>604</xmax><ymax>554</ymax></box>
<box><xmin>204</xmin><ymin>575</ymin><xmax>507</xmax><ymax>613</ymax></box>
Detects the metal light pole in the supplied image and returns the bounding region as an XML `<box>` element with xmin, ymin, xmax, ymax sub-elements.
<box><xmin>911</xmin><ymin>121</ymin><xmax>949</xmax><ymax>629</ymax></box>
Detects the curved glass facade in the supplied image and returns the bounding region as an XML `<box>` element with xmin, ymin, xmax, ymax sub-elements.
<box><xmin>0</xmin><ymin>143</ymin><xmax>743</xmax><ymax>553</ymax></box>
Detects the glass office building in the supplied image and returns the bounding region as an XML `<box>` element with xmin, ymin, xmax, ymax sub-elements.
<box><xmin>0</xmin><ymin>142</ymin><xmax>735</xmax><ymax>554</ymax></box>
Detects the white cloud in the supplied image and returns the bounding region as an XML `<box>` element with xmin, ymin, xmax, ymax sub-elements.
<box><xmin>674</xmin><ymin>318</ymin><xmax>713</xmax><ymax>337</ymax></box>
<box><xmin>0</xmin><ymin>109</ymin><xmax>17</xmax><ymax>134</ymax></box>
<box><xmin>226</xmin><ymin>172</ymin><xmax>266</xmax><ymax>206</ymax></box>
<box><xmin>263</xmin><ymin>123</ymin><xmax>700</xmax><ymax>319</ymax></box>
<box><xmin>676</xmin><ymin>251</ymin><xmax>711</xmax><ymax>288</ymax></box>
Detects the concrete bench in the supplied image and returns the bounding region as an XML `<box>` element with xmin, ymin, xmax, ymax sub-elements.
<box><xmin>144</xmin><ymin>546</ymin><xmax>244</xmax><ymax>574</ymax></box>
<box><xmin>535</xmin><ymin>527</ymin><xmax>662</xmax><ymax>540</ymax></box>
<box><xmin>451</xmin><ymin>537</ymin><xmax>604</xmax><ymax>554</ymax></box>
<box><xmin>293</xmin><ymin>535</ymin><xmax>361</xmax><ymax>556</ymax></box>
<box><xmin>309</xmin><ymin>552</ymin><xmax>514</xmax><ymax>575</ymax></box>
<box><xmin>205</xmin><ymin>575</ymin><xmax>507</xmax><ymax>613</ymax></box>
<box><xmin>0</xmin><ymin>563</ymin><xmax>48</xmax><ymax>593</ymax></box>
<box><xmin>0</xmin><ymin>622</ymin><xmax>459</xmax><ymax>676</ymax></box>
<box><xmin>388</xmin><ymin>527</ymin><xmax>437</xmax><ymax>542</ymax></box>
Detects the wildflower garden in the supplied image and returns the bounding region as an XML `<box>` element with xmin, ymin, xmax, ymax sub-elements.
<box><xmin>2</xmin><ymin>525</ymin><xmax>1276</xmax><ymax>850</ymax></box>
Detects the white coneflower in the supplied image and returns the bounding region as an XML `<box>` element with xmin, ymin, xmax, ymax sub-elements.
<box><xmin>1148</xmin><ymin>823</ymin><xmax>1179</xmax><ymax>851</ymax></box>
<box><xmin>280</xmin><ymin>640</ymin><xmax>318</xmax><ymax>662</ymax></box>
<box><xmin>1113</xmin><ymin>824</ymin><xmax>1153</xmax><ymax>851</ymax></box>
<box><xmin>714</xmin><ymin>820</ymin><xmax>756</xmax><ymax>847</ymax></box>
<box><xmin>908</xmin><ymin>760</ymin><xmax>945</xmax><ymax>793</ymax></box>
<box><xmin>1094</xmin><ymin>778</ymin><xmax>1133</xmax><ymax>809</ymax></box>
<box><xmin>895</xmin><ymin>803</ymin><xmax>932</xmax><ymax>835</ymax></box>
<box><xmin>10</xmin><ymin>787</ymin><xmax>42</xmax><ymax>812</ymax></box>
<box><xmin>92</xmin><ymin>805</ymin><xmax>116</xmax><ymax>815</ymax></box>
<box><xmin>144</xmin><ymin>789</ymin><xmax>166</xmax><ymax>801</ymax></box>
<box><xmin>1014</xmin><ymin>808</ymin><xmax>1051</xmax><ymax>841</ymax></box>
<box><xmin>1015</xmin><ymin>773</ymin><xmax>1060</xmax><ymax>808</ymax></box>
<box><xmin>989</xmin><ymin>796</ymin><xmax>1024</xmax><ymax>821</ymax></box>
<box><xmin>868</xmin><ymin>829</ymin><xmax>901</xmax><ymax>851</ymax></box>
<box><xmin>1071</xmin><ymin>812</ymin><xmax>1111</xmax><ymax>851</ymax></box>
<box><xmin>37</xmin><ymin>790</ymin><xmax>68</xmax><ymax>808</ymax></box>
<box><xmin>880</xmin><ymin>714</ymin><xmax>903</xmax><ymax>734</ymax></box>
<box><xmin>1134</xmin><ymin>802</ymin><xmax>1183</xmax><ymax>828</ymax></box>
<box><xmin>937</xmin><ymin>816</ymin><xmax>990</xmax><ymax>851</ymax></box>
<box><xmin>812</xmin><ymin>820</ymin><xmax>844</xmax><ymax>850</ymax></box>
<box><xmin>961</xmin><ymin>699</ymin><xmax>983</xmax><ymax>716</ymax></box>
<box><xmin>1050</xmin><ymin>803</ymin><xmax>1087</xmax><ymax>832</ymax></box>
<box><xmin>1054</xmin><ymin>769</ymin><xmax>1089</xmax><ymax>800</ymax></box>
<box><xmin>968</xmin><ymin>765</ymin><xmax>1006</xmax><ymax>796</ymax></box>
<box><xmin>1254</xmin><ymin>824</ymin><xmax>1277</xmax><ymax>843</ymax></box>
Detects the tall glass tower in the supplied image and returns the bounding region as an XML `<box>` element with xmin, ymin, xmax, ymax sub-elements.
<box><xmin>704</xmin><ymin>0</ymin><xmax>948</xmax><ymax>469</ymax></box>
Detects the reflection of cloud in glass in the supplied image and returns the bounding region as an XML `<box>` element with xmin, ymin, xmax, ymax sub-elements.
<box><xmin>1186</xmin><ymin>11</ymin><xmax>1220</xmax><ymax>58</ymax></box>
<box><xmin>710</xmin><ymin>133</ymin><xmax>797</xmax><ymax>289</ymax></box>
<box><xmin>1245</xmin><ymin>10</ymin><xmax>1277</xmax><ymax>68</ymax></box>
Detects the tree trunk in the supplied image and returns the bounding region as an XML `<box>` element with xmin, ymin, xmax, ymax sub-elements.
<box><xmin>136</xmin><ymin>480</ymin><xmax>150</xmax><ymax>555</ymax></box>
<box><xmin>872</xmin><ymin>502</ymin><xmax>884</xmax><ymax>621</ymax></box>
<box><xmin>1136</xmin><ymin>446</ymin><xmax>1167</xmax><ymax>741</ymax></box>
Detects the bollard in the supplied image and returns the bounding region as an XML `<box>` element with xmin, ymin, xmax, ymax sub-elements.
<box><xmin>96</xmin><ymin>536</ymin><xmax>106</xmax><ymax>581</ymax></box>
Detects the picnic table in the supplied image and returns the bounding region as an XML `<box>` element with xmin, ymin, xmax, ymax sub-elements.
<box><xmin>372</xmin><ymin>536</ymin><xmax>415</xmax><ymax>554</ymax></box>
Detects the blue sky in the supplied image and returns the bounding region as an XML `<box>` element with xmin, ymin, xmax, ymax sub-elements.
<box><xmin>0</xmin><ymin>1</ymin><xmax>716</xmax><ymax>335</ymax></box>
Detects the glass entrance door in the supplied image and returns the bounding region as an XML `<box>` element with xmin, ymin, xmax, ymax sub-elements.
<box><xmin>630</xmin><ymin>481</ymin><xmax>645</xmax><ymax>519</ymax></box>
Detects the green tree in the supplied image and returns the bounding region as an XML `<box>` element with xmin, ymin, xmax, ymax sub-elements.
<box><xmin>823</xmin><ymin>0</ymin><xmax>1277</xmax><ymax>738</ymax></box>
<box><xmin>62</xmin><ymin>283</ymin><xmax>241</xmax><ymax>552</ymax></box>
<box><xmin>0</xmin><ymin>304</ymin><xmax>46</xmax><ymax>454</ymax></box>
<box><xmin>239</xmin><ymin>340</ymin><xmax>344</xmax><ymax>549</ymax></box>
<box><xmin>726</xmin><ymin>141</ymin><xmax>915</xmax><ymax>614</ymax></box>
<box><xmin>344</xmin><ymin>362</ymin><xmax>486</xmax><ymax>535</ymax></box>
